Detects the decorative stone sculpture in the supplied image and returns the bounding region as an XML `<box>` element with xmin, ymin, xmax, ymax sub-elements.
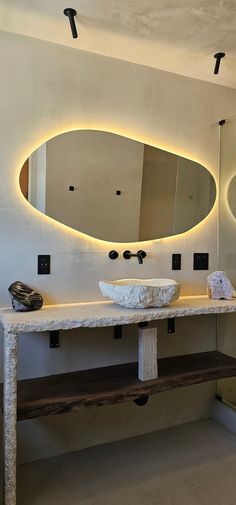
<box><xmin>99</xmin><ymin>278</ymin><xmax>181</xmax><ymax>308</ymax></box>
<box><xmin>8</xmin><ymin>281</ymin><xmax>43</xmax><ymax>311</ymax></box>
<box><xmin>207</xmin><ymin>271</ymin><xmax>235</xmax><ymax>300</ymax></box>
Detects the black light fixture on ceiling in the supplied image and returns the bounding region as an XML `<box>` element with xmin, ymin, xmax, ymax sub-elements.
<box><xmin>214</xmin><ymin>52</ymin><xmax>225</xmax><ymax>74</ymax></box>
<box><xmin>63</xmin><ymin>8</ymin><xmax>78</xmax><ymax>38</ymax></box>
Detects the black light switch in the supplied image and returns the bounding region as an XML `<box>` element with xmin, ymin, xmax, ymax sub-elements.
<box><xmin>172</xmin><ymin>253</ymin><xmax>181</xmax><ymax>270</ymax></box>
<box><xmin>193</xmin><ymin>253</ymin><xmax>209</xmax><ymax>270</ymax></box>
<box><xmin>38</xmin><ymin>255</ymin><xmax>50</xmax><ymax>275</ymax></box>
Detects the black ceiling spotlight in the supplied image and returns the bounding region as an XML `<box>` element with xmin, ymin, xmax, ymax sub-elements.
<box><xmin>63</xmin><ymin>8</ymin><xmax>78</xmax><ymax>39</ymax></box>
<box><xmin>214</xmin><ymin>52</ymin><xmax>225</xmax><ymax>75</ymax></box>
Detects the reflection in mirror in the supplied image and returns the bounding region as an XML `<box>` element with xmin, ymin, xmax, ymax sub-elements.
<box><xmin>228</xmin><ymin>175</ymin><xmax>236</xmax><ymax>218</ymax></box>
<box><xmin>20</xmin><ymin>130</ymin><xmax>216</xmax><ymax>242</ymax></box>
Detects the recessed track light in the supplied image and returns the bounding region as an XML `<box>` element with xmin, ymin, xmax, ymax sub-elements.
<box><xmin>63</xmin><ymin>8</ymin><xmax>78</xmax><ymax>39</ymax></box>
<box><xmin>214</xmin><ymin>52</ymin><xmax>225</xmax><ymax>75</ymax></box>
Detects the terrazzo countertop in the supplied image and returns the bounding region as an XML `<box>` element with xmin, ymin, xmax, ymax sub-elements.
<box><xmin>0</xmin><ymin>295</ymin><xmax>236</xmax><ymax>333</ymax></box>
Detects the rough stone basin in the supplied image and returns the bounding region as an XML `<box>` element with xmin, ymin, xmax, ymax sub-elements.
<box><xmin>99</xmin><ymin>278</ymin><xmax>181</xmax><ymax>309</ymax></box>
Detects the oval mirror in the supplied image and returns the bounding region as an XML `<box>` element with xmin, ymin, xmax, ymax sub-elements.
<box><xmin>20</xmin><ymin>130</ymin><xmax>216</xmax><ymax>242</ymax></box>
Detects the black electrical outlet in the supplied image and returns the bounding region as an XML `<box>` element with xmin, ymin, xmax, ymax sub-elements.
<box><xmin>38</xmin><ymin>255</ymin><xmax>50</xmax><ymax>275</ymax></box>
<box><xmin>172</xmin><ymin>253</ymin><xmax>181</xmax><ymax>270</ymax></box>
<box><xmin>193</xmin><ymin>253</ymin><xmax>209</xmax><ymax>270</ymax></box>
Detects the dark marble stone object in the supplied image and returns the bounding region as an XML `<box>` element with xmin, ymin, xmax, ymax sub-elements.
<box><xmin>8</xmin><ymin>281</ymin><xmax>43</xmax><ymax>312</ymax></box>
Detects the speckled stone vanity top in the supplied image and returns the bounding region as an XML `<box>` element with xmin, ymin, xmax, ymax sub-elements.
<box><xmin>1</xmin><ymin>295</ymin><xmax>236</xmax><ymax>333</ymax></box>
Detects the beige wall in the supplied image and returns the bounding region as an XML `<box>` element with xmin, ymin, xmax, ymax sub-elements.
<box><xmin>1</xmin><ymin>30</ymin><xmax>236</xmax><ymax>463</ymax></box>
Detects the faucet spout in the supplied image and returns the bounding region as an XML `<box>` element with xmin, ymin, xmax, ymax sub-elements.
<box><xmin>137</xmin><ymin>252</ymin><xmax>144</xmax><ymax>264</ymax></box>
<box><xmin>123</xmin><ymin>250</ymin><xmax>147</xmax><ymax>264</ymax></box>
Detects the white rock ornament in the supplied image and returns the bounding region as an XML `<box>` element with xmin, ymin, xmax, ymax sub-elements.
<box><xmin>207</xmin><ymin>271</ymin><xmax>235</xmax><ymax>300</ymax></box>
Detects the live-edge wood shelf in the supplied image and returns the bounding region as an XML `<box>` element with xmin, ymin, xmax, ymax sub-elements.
<box><xmin>4</xmin><ymin>351</ymin><xmax>236</xmax><ymax>421</ymax></box>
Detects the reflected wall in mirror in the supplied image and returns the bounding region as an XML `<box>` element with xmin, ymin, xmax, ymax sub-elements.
<box><xmin>20</xmin><ymin>130</ymin><xmax>216</xmax><ymax>242</ymax></box>
<box><xmin>228</xmin><ymin>175</ymin><xmax>236</xmax><ymax>218</ymax></box>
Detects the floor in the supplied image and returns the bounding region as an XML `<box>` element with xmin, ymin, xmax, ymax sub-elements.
<box><xmin>18</xmin><ymin>419</ymin><xmax>236</xmax><ymax>505</ymax></box>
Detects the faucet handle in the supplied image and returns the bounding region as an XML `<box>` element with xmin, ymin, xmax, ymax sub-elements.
<box><xmin>109</xmin><ymin>250</ymin><xmax>119</xmax><ymax>260</ymax></box>
<box><xmin>137</xmin><ymin>250</ymin><xmax>147</xmax><ymax>260</ymax></box>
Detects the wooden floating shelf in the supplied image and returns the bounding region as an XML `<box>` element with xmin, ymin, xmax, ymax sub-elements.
<box><xmin>3</xmin><ymin>351</ymin><xmax>236</xmax><ymax>421</ymax></box>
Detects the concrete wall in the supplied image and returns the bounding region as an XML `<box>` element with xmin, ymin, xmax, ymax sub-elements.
<box><xmin>1</xmin><ymin>29</ymin><xmax>236</xmax><ymax>463</ymax></box>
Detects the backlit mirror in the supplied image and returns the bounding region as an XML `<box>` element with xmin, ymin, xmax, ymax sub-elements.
<box><xmin>20</xmin><ymin>130</ymin><xmax>216</xmax><ymax>242</ymax></box>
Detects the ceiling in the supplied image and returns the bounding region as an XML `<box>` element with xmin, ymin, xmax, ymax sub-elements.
<box><xmin>1</xmin><ymin>0</ymin><xmax>236</xmax><ymax>88</ymax></box>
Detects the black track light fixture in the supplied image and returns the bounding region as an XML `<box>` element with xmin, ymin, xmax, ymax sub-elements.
<box><xmin>64</xmin><ymin>8</ymin><xmax>78</xmax><ymax>39</ymax></box>
<box><xmin>214</xmin><ymin>52</ymin><xmax>225</xmax><ymax>75</ymax></box>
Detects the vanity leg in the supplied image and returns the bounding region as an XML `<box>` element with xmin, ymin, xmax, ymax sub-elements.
<box><xmin>138</xmin><ymin>327</ymin><xmax>158</xmax><ymax>381</ymax></box>
<box><xmin>3</xmin><ymin>331</ymin><xmax>18</xmax><ymax>505</ymax></box>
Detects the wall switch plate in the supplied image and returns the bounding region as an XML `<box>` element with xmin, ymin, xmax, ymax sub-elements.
<box><xmin>38</xmin><ymin>255</ymin><xmax>50</xmax><ymax>275</ymax></box>
<box><xmin>172</xmin><ymin>253</ymin><xmax>181</xmax><ymax>270</ymax></box>
<box><xmin>193</xmin><ymin>253</ymin><xmax>209</xmax><ymax>270</ymax></box>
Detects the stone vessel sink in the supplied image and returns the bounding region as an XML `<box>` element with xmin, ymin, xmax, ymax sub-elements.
<box><xmin>99</xmin><ymin>278</ymin><xmax>181</xmax><ymax>309</ymax></box>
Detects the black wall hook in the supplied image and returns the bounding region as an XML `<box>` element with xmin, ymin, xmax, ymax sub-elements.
<box><xmin>214</xmin><ymin>52</ymin><xmax>225</xmax><ymax>75</ymax></box>
<box><xmin>64</xmin><ymin>8</ymin><xmax>78</xmax><ymax>39</ymax></box>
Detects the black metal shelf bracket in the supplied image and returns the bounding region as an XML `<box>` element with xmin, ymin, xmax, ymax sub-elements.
<box><xmin>168</xmin><ymin>318</ymin><xmax>175</xmax><ymax>334</ymax></box>
<box><xmin>138</xmin><ymin>322</ymin><xmax>148</xmax><ymax>329</ymax></box>
<box><xmin>114</xmin><ymin>325</ymin><xmax>123</xmax><ymax>339</ymax></box>
<box><xmin>50</xmin><ymin>330</ymin><xmax>60</xmax><ymax>348</ymax></box>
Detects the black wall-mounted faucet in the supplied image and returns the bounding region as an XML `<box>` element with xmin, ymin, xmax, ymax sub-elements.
<box><xmin>123</xmin><ymin>250</ymin><xmax>147</xmax><ymax>264</ymax></box>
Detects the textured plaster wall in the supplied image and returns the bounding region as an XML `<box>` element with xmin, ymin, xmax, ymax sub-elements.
<box><xmin>1</xmin><ymin>30</ymin><xmax>236</xmax><ymax>463</ymax></box>
<box><xmin>2</xmin><ymin>1</ymin><xmax>236</xmax><ymax>89</ymax></box>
